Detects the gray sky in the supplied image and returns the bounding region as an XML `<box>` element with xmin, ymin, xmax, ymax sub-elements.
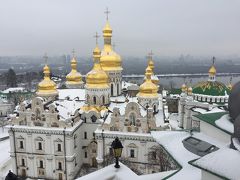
<box><xmin>0</xmin><ymin>0</ymin><xmax>240</xmax><ymax>57</ymax></box>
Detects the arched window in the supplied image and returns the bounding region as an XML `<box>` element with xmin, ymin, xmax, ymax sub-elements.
<box><xmin>35</xmin><ymin>108</ymin><xmax>41</xmax><ymax>120</ymax></box>
<box><xmin>93</xmin><ymin>96</ymin><xmax>96</xmax><ymax>105</ymax></box>
<box><xmin>87</xmin><ymin>95</ymin><xmax>90</xmax><ymax>103</ymax></box>
<box><xmin>111</xmin><ymin>84</ymin><xmax>114</xmax><ymax>96</ymax></box>
<box><xmin>91</xmin><ymin>115</ymin><xmax>97</xmax><ymax>123</ymax></box>
<box><xmin>129</xmin><ymin>113</ymin><xmax>136</xmax><ymax>126</ymax></box>
<box><xmin>117</xmin><ymin>83</ymin><xmax>119</xmax><ymax>95</ymax></box>
<box><xmin>153</xmin><ymin>105</ymin><xmax>157</xmax><ymax>113</ymax></box>
<box><xmin>102</xmin><ymin>96</ymin><xmax>105</xmax><ymax>105</ymax></box>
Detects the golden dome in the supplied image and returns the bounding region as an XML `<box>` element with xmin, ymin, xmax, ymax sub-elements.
<box><xmin>188</xmin><ymin>86</ymin><xmax>193</xmax><ymax>95</ymax></box>
<box><xmin>66</xmin><ymin>57</ymin><xmax>83</xmax><ymax>85</ymax></box>
<box><xmin>137</xmin><ymin>66</ymin><xmax>158</xmax><ymax>98</ymax></box>
<box><xmin>148</xmin><ymin>58</ymin><xmax>159</xmax><ymax>85</ymax></box>
<box><xmin>181</xmin><ymin>83</ymin><xmax>187</xmax><ymax>92</ymax></box>
<box><xmin>100</xmin><ymin>21</ymin><xmax>122</xmax><ymax>71</ymax></box>
<box><xmin>103</xmin><ymin>21</ymin><xmax>112</xmax><ymax>37</ymax></box>
<box><xmin>227</xmin><ymin>83</ymin><xmax>233</xmax><ymax>90</ymax></box>
<box><xmin>209</xmin><ymin>65</ymin><xmax>216</xmax><ymax>75</ymax></box>
<box><xmin>36</xmin><ymin>64</ymin><xmax>58</xmax><ymax>97</ymax></box>
<box><xmin>86</xmin><ymin>45</ymin><xmax>109</xmax><ymax>89</ymax></box>
<box><xmin>148</xmin><ymin>59</ymin><xmax>154</xmax><ymax>71</ymax></box>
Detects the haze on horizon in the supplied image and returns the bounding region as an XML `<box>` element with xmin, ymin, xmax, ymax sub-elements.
<box><xmin>0</xmin><ymin>0</ymin><xmax>240</xmax><ymax>57</ymax></box>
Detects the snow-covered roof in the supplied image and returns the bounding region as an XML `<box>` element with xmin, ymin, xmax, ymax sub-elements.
<box><xmin>2</xmin><ymin>87</ymin><xmax>26</xmax><ymax>93</ymax></box>
<box><xmin>8</xmin><ymin>119</ymin><xmax>83</xmax><ymax>133</ymax></box>
<box><xmin>151</xmin><ymin>131</ymin><xmax>226</xmax><ymax>180</ymax></box>
<box><xmin>192</xmin><ymin>107</ymin><xmax>208</xmax><ymax>114</ymax></box>
<box><xmin>48</xmin><ymin>89</ymin><xmax>86</xmax><ymax>120</ymax></box>
<box><xmin>0</xmin><ymin>127</ymin><xmax>9</xmax><ymax>139</ymax></box>
<box><xmin>194</xmin><ymin>110</ymin><xmax>233</xmax><ymax>135</ymax></box>
<box><xmin>110</xmin><ymin>96</ymin><xmax>126</xmax><ymax>103</ymax></box>
<box><xmin>95</xmin><ymin>129</ymin><xmax>153</xmax><ymax>138</ymax></box>
<box><xmin>203</xmin><ymin>107</ymin><xmax>226</xmax><ymax>114</ymax></box>
<box><xmin>122</xmin><ymin>81</ymin><xmax>138</xmax><ymax>89</ymax></box>
<box><xmin>215</xmin><ymin>114</ymin><xmax>234</xmax><ymax>134</ymax></box>
<box><xmin>58</xmin><ymin>89</ymin><xmax>85</xmax><ymax>101</ymax></box>
<box><xmin>127</xmin><ymin>84</ymin><xmax>139</xmax><ymax>91</ymax></box>
<box><xmin>0</xmin><ymin>139</ymin><xmax>10</xmax><ymax>167</ymax></box>
<box><xmin>77</xmin><ymin>162</ymin><xmax>175</xmax><ymax>180</ymax></box>
<box><xmin>54</xmin><ymin>100</ymin><xmax>85</xmax><ymax>120</ymax></box>
<box><xmin>192</xmin><ymin>148</ymin><xmax>240</xmax><ymax>180</ymax></box>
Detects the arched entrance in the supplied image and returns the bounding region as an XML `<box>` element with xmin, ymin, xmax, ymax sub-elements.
<box><xmin>58</xmin><ymin>173</ymin><xmax>63</xmax><ymax>180</ymax></box>
<box><xmin>92</xmin><ymin>157</ymin><xmax>97</xmax><ymax>167</ymax></box>
<box><xmin>21</xmin><ymin>169</ymin><xmax>26</xmax><ymax>177</ymax></box>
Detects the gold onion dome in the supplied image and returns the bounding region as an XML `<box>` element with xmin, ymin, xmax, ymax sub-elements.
<box><xmin>227</xmin><ymin>83</ymin><xmax>233</xmax><ymax>90</ymax></box>
<box><xmin>181</xmin><ymin>83</ymin><xmax>187</xmax><ymax>92</ymax></box>
<box><xmin>137</xmin><ymin>66</ymin><xmax>158</xmax><ymax>98</ymax></box>
<box><xmin>100</xmin><ymin>21</ymin><xmax>122</xmax><ymax>71</ymax></box>
<box><xmin>86</xmin><ymin>45</ymin><xmax>109</xmax><ymax>89</ymax></box>
<box><xmin>147</xmin><ymin>58</ymin><xmax>159</xmax><ymax>85</ymax></box>
<box><xmin>209</xmin><ymin>65</ymin><xmax>216</xmax><ymax>75</ymax></box>
<box><xmin>36</xmin><ymin>64</ymin><xmax>58</xmax><ymax>96</ymax></box>
<box><xmin>188</xmin><ymin>86</ymin><xmax>193</xmax><ymax>95</ymax></box>
<box><xmin>148</xmin><ymin>58</ymin><xmax>154</xmax><ymax>71</ymax></box>
<box><xmin>66</xmin><ymin>56</ymin><xmax>83</xmax><ymax>85</ymax></box>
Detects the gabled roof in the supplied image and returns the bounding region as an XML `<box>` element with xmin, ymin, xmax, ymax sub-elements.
<box><xmin>194</xmin><ymin>112</ymin><xmax>233</xmax><ymax>135</ymax></box>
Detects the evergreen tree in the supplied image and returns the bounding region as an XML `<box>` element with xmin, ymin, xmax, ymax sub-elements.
<box><xmin>6</xmin><ymin>69</ymin><xmax>17</xmax><ymax>87</ymax></box>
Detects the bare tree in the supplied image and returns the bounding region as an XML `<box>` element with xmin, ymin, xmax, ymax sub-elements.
<box><xmin>147</xmin><ymin>145</ymin><xmax>178</xmax><ymax>172</ymax></box>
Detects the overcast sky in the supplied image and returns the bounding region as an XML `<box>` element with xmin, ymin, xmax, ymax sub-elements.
<box><xmin>0</xmin><ymin>0</ymin><xmax>239</xmax><ymax>57</ymax></box>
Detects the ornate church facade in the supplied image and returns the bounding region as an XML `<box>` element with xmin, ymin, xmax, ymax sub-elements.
<box><xmin>7</xmin><ymin>12</ymin><xmax>167</xmax><ymax>179</ymax></box>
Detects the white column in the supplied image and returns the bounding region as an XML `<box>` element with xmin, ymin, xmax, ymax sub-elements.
<box><xmin>96</xmin><ymin>139</ymin><xmax>103</xmax><ymax>165</ymax></box>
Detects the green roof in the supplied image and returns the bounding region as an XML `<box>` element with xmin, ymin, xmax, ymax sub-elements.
<box><xmin>193</xmin><ymin>81</ymin><xmax>230</xmax><ymax>96</ymax></box>
<box><xmin>194</xmin><ymin>112</ymin><xmax>232</xmax><ymax>135</ymax></box>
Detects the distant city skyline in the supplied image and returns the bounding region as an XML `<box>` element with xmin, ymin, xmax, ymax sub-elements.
<box><xmin>0</xmin><ymin>0</ymin><xmax>239</xmax><ymax>57</ymax></box>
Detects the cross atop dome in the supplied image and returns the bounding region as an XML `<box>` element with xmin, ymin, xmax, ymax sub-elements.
<box><xmin>94</xmin><ymin>32</ymin><xmax>100</xmax><ymax>45</ymax></box>
<box><xmin>72</xmin><ymin>49</ymin><xmax>76</xmax><ymax>57</ymax></box>
<box><xmin>43</xmin><ymin>53</ymin><xmax>48</xmax><ymax>65</ymax></box>
<box><xmin>212</xmin><ymin>56</ymin><xmax>215</xmax><ymax>65</ymax></box>
<box><xmin>148</xmin><ymin>50</ymin><xmax>154</xmax><ymax>59</ymax></box>
<box><xmin>104</xmin><ymin>7</ymin><xmax>110</xmax><ymax>21</ymax></box>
